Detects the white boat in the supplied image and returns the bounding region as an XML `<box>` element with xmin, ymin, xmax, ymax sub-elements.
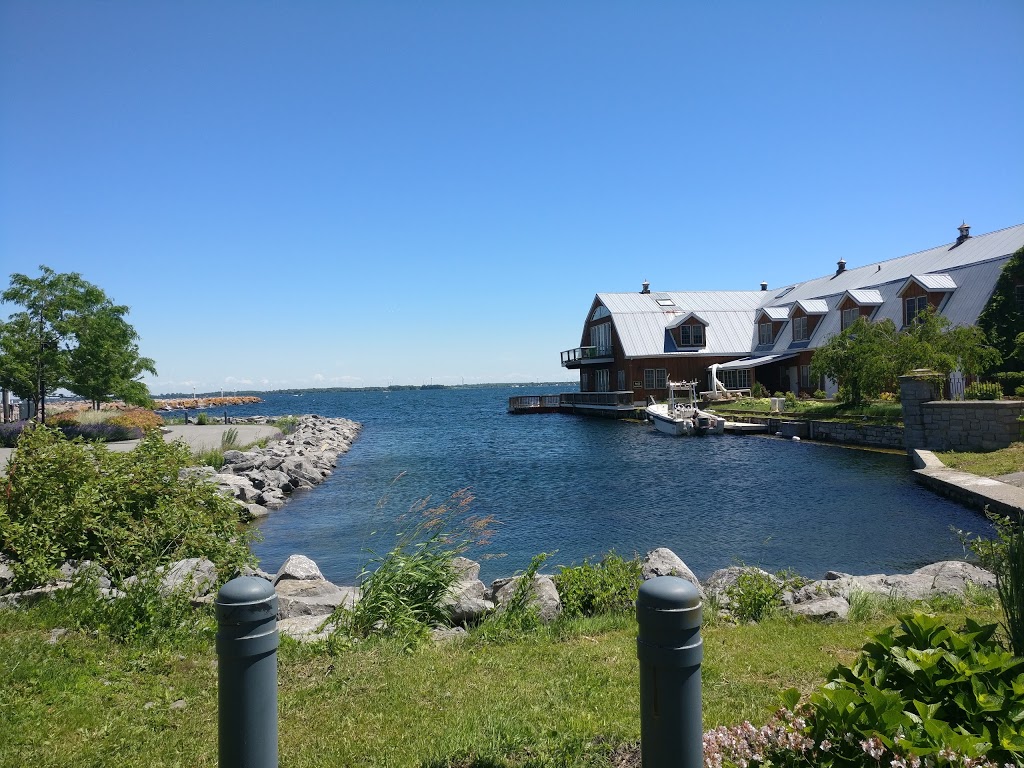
<box><xmin>645</xmin><ymin>380</ymin><xmax>726</xmax><ymax>436</ymax></box>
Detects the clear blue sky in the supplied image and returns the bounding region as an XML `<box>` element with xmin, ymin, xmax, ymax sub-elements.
<box><xmin>2</xmin><ymin>1</ymin><xmax>1022</xmax><ymax>394</ymax></box>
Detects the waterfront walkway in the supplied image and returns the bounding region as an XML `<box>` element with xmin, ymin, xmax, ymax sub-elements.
<box><xmin>0</xmin><ymin>424</ymin><xmax>282</xmax><ymax>472</ymax></box>
<box><xmin>911</xmin><ymin>449</ymin><xmax>1024</xmax><ymax>518</ymax></box>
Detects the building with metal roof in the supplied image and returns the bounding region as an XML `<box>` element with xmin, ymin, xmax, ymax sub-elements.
<box><xmin>560</xmin><ymin>222</ymin><xmax>1024</xmax><ymax>404</ymax></box>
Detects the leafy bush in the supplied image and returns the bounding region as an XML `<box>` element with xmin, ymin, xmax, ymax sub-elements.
<box><xmin>59</xmin><ymin>422</ymin><xmax>142</xmax><ymax>442</ymax></box>
<box><xmin>725</xmin><ymin>568</ymin><xmax>803</xmax><ymax>622</ymax></box>
<box><xmin>273</xmin><ymin>415</ymin><xmax>301</xmax><ymax>434</ymax></box>
<box><xmin>106</xmin><ymin>408</ymin><xmax>164</xmax><ymax>431</ymax></box>
<box><xmin>48</xmin><ymin>566</ymin><xmax>214</xmax><ymax>647</ymax></box>
<box><xmin>812</xmin><ymin>389</ymin><xmax>827</xmax><ymax>400</ymax></box>
<box><xmin>965</xmin><ymin>381</ymin><xmax>1003</xmax><ymax>400</ymax></box>
<box><xmin>0</xmin><ymin>420</ymin><xmax>29</xmax><ymax>448</ymax></box>
<box><xmin>969</xmin><ymin>513</ymin><xmax>1024</xmax><ymax>658</ymax></box>
<box><xmin>993</xmin><ymin>370</ymin><xmax>1024</xmax><ymax>396</ymax></box>
<box><xmin>552</xmin><ymin>551</ymin><xmax>642</xmax><ymax>618</ymax></box>
<box><xmin>708</xmin><ymin>614</ymin><xmax>1024</xmax><ymax>767</ymax></box>
<box><xmin>196</xmin><ymin>412</ymin><xmax>209</xmax><ymax>426</ymax></box>
<box><xmin>0</xmin><ymin>425</ymin><xmax>254</xmax><ymax>589</ymax></box>
<box><xmin>45</xmin><ymin>410</ymin><xmax>79</xmax><ymax>425</ymax></box>
<box><xmin>784</xmin><ymin>391</ymin><xmax>798</xmax><ymax>409</ymax></box>
<box><xmin>750</xmin><ymin>382</ymin><xmax>768</xmax><ymax>398</ymax></box>
<box><xmin>474</xmin><ymin>552</ymin><xmax>550</xmax><ymax>642</ymax></box>
<box><xmin>326</xmin><ymin>488</ymin><xmax>493</xmax><ymax>647</ymax></box>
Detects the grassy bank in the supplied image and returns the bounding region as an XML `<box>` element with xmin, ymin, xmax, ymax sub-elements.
<box><xmin>0</xmin><ymin>594</ymin><xmax>1003</xmax><ymax>767</ymax></box>
<box><xmin>935</xmin><ymin>441</ymin><xmax>1024</xmax><ymax>478</ymax></box>
<box><xmin>709</xmin><ymin>397</ymin><xmax>902</xmax><ymax>424</ymax></box>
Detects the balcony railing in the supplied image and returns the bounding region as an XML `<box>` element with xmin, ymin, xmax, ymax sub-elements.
<box><xmin>560</xmin><ymin>346</ymin><xmax>614</xmax><ymax>367</ymax></box>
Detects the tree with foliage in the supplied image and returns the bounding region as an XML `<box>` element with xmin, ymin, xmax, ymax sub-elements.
<box><xmin>1</xmin><ymin>266</ymin><xmax>156</xmax><ymax>418</ymax></box>
<box><xmin>811</xmin><ymin>310</ymin><xmax>1000</xmax><ymax>405</ymax></box>
<box><xmin>977</xmin><ymin>245</ymin><xmax>1024</xmax><ymax>371</ymax></box>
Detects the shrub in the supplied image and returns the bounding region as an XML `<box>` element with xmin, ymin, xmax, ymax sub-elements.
<box><xmin>783</xmin><ymin>391</ymin><xmax>797</xmax><ymax>409</ymax></box>
<box><xmin>106</xmin><ymin>408</ymin><xmax>164</xmax><ymax>431</ymax></box>
<box><xmin>772</xmin><ymin>391</ymin><xmax>785</xmax><ymax>399</ymax></box>
<box><xmin>59</xmin><ymin>423</ymin><xmax>142</xmax><ymax>442</ymax></box>
<box><xmin>750</xmin><ymin>382</ymin><xmax>768</xmax><ymax>398</ymax></box>
<box><xmin>0</xmin><ymin>425</ymin><xmax>255</xmax><ymax>588</ymax></box>
<box><xmin>326</xmin><ymin>488</ymin><xmax>493</xmax><ymax>647</ymax></box>
<box><xmin>196</xmin><ymin>412</ymin><xmax>209</xmax><ymax>426</ymax></box>
<box><xmin>474</xmin><ymin>552</ymin><xmax>550</xmax><ymax>642</ymax></box>
<box><xmin>876</xmin><ymin>391</ymin><xmax>898</xmax><ymax>402</ymax></box>
<box><xmin>552</xmin><ymin>551</ymin><xmax>643</xmax><ymax>618</ymax></box>
<box><xmin>965</xmin><ymin>381</ymin><xmax>1003</xmax><ymax>400</ymax></box>
<box><xmin>812</xmin><ymin>389</ymin><xmax>826</xmax><ymax>400</ymax></box>
<box><xmin>45</xmin><ymin>410</ymin><xmax>79</xmax><ymax>426</ymax></box>
<box><xmin>273</xmin><ymin>415</ymin><xmax>300</xmax><ymax>434</ymax></box>
<box><xmin>0</xmin><ymin>420</ymin><xmax>29</xmax><ymax>448</ymax></box>
<box><xmin>993</xmin><ymin>370</ymin><xmax>1024</xmax><ymax>396</ymax></box>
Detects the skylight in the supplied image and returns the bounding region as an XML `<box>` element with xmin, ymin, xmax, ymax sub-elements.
<box><xmin>656</xmin><ymin>299</ymin><xmax>675</xmax><ymax>307</ymax></box>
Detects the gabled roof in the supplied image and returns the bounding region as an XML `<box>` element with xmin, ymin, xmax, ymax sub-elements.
<box><xmin>843</xmin><ymin>289</ymin><xmax>884</xmax><ymax>306</ymax></box>
<box><xmin>666</xmin><ymin>311</ymin><xmax>708</xmax><ymax>329</ymax></box>
<box><xmin>757</xmin><ymin>306</ymin><xmax>790</xmax><ymax>321</ymax></box>
<box><xmin>900</xmin><ymin>273</ymin><xmax>957</xmax><ymax>293</ymax></box>
<box><xmin>584</xmin><ymin>223</ymin><xmax>1024</xmax><ymax>362</ymax></box>
<box><xmin>791</xmin><ymin>299</ymin><xmax>829</xmax><ymax>316</ymax></box>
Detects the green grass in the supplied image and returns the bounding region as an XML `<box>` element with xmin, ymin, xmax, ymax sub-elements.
<box><xmin>935</xmin><ymin>441</ymin><xmax>1024</xmax><ymax>478</ymax></box>
<box><xmin>710</xmin><ymin>397</ymin><xmax>903</xmax><ymax>424</ymax></box>
<box><xmin>0</xmin><ymin>594</ymin><xmax>1003</xmax><ymax>767</ymax></box>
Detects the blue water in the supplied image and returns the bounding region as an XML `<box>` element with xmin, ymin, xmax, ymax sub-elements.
<box><xmin>195</xmin><ymin>386</ymin><xmax>987</xmax><ymax>584</ymax></box>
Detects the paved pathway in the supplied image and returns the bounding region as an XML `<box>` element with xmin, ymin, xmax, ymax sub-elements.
<box><xmin>0</xmin><ymin>424</ymin><xmax>282</xmax><ymax>471</ymax></box>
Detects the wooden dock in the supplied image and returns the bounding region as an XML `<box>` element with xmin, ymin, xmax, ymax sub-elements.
<box><xmin>508</xmin><ymin>391</ymin><xmax>642</xmax><ymax>418</ymax></box>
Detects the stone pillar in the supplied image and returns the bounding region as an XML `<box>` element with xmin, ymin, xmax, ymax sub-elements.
<box><xmin>900</xmin><ymin>369</ymin><xmax>942</xmax><ymax>452</ymax></box>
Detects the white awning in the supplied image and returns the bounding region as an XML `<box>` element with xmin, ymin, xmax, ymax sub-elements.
<box><xmin>711</xmin><ymin>353</ymin><xmax>800</xmax><ymax>371</ymax></box>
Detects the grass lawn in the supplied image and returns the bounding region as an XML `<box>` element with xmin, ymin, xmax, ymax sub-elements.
<box><xmin>709</xmin><ymin>398</ymin><xmax>902</xmax><ymax>424</ymax></box>
<box><xmin>935</xmin><ymin>441</ymin><xmax>1024</xmax><ymax>478</ymax></box>
<box><xmin>0</xmin><ymin>597</ymin><xmax>1003</xmax><ymax>767</ymax></box>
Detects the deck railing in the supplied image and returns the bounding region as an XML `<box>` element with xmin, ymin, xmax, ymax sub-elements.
<box><xmin>560</xmin><ymin>346</ymin><xmax>614</xmax><ymax>367</ymax></box>
<box><xmin>508</xmin><ymin>394</ymin><xmax>562</xmax><ymax>410</ymax></box>
<box><xmin>559</xmin><ymin>391</ymin><xmax>635</xmax><ymax>408</ymax></box>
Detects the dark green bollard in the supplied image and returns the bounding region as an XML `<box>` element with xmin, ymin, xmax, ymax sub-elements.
<box><xmin>636</xmin><ymin>576</ymin><xmax>703</xmax><ymax>768</ymax></box>
<box><xmin>216</xmin><ymin>576</ymin><xmax>279</xmax><ymax>768</ymax></box>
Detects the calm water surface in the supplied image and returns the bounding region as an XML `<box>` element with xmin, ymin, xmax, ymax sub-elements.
<box><xmin>211</xmin><ymin>386</ymin><xmax>985</xmax><ymax>584</ymax></box>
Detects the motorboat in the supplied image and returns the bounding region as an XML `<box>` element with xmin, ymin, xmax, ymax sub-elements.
<box><xmin>645</xmin><ymin>380</ymin><xmax>726</xmax><ymax>436</ymax></box>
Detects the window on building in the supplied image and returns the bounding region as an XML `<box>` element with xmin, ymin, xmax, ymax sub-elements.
<box><xmin>595</xmin><ymin>369</ymin><xmax>610</xmax><ymax>392</ymax></box>
<box><xmin>617</xmin><ymin>370</ymin><xmax>625</xmax><ymax>391</ymax></box>
<box><xmin>841</xmin><ymin>307</ymin><xmax>860</xmax><ymax>330</ymax></box>
<box><xmin>644</xmin><ymin>368</ymin><xmax>667</xmax><ymax>389</ymax></box>
<box><xmin>679</xmin><ymin>324</ymin><xmax>705</xmax><ymax>346</ymax></box>
<box><xmin>905</xmin><ymin>295</ymin><xmax>929</xmax><ymax>326</ymax></box>
<box><xmin>793</xmin><ymin>315</ymin><xmax>808</xmax><ymax>341</ymax></box>
<box><xmin>758</xmin><ymin>322</ymin><xmax>773</xmax><ymax>345</ymax></box>
<box><xmin>590</xmin><ymin>322</ymin><xmax>612</xmax><ymax>355</ymax></box>
<box><xmin>721</xmin><ymin>369</ymin><xmax>750</xmax><ymax>390</ymax></box>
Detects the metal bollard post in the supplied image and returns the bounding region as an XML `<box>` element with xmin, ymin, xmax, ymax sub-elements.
<box><xmin>216</xmin><ymin>576</ymin><xmax>279</xmax><ymax>768</ymax></box>
<box><xmin>636</xmin><ymin>576</ymin><xmax>703</xmax><ymax>768</ymax></box>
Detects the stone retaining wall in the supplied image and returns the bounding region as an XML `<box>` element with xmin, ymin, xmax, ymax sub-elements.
<box><xmin>728</xmin><ymin>415</ymin><xmax>904</xmax><ymax>449</ymax></box>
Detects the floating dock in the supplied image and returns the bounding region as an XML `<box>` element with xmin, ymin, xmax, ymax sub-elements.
<box><xmin>723</xmin><ymin>421</ymin><xmax>769</xmax><ymax>434</ymax></box>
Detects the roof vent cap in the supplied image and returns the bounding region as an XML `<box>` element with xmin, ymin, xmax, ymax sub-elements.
<box><xmin>641</xmin><ymin>280</ymin><xmax>651</xmax><ymax>294</ymax></box>
<box><xmin>955</xmin><ymin>221</ymin><xmax>971</xmax><ymax>246</ymax></box>
<box><xmin>836</xmin><ymin>258</ymin><xmax>846</xmax><ymax>276</ymax></box>
<box><xmin>760</xmin><ymin>281</ymin><xmax>768</xmax><ymax>291</ymax></box>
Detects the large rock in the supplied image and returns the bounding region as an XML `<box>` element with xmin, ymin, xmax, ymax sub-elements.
<box><xmin>273</xmin><ymin>554</ymin><xmax>324</xmax><ymax>583</ymax></box>
<box><xmin>784</xmin><ymin>596</ymin><xmax>850</xmax><ymax>621</ymax></box>
<box><xmin>277</xmin><ymin>614</ymin><xmax>336</xmax><ymax>642</ymax></box>
<box><xmin>491</xmin><ymin>575</ymin><xmax>562</xmax><ymax>623</ymax></box>
<box><xmin>275</xmin><ymin>578</ymin><xmax>359</xmax><ymax>619</ymax></box>
<box><xmin>641</xmin><ymin>548</ymin><xmax>706</xmax><ymax>599</ymax></box>
<box><xmin>789</xmin><ymin>560</ymin><xmax>996</xmax><ymax>605</ymax></box>
<box><xmin>159</xmin><ymin>558</ymin><xmax>217</xmax><ymax>597</ymax></box>
<box><xmin>705</xmin><ymin>566</ymin><xmax>781</xmax><ymax>607</ymax></box>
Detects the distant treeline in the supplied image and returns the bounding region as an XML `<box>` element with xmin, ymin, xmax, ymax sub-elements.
<box><xmin>153</xmin><ymin>382</ymin><xmax>576</xmax><ymax>398</ymax></box>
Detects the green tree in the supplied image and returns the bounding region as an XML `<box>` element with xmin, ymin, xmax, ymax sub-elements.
<box><xmin>66</xmin><ymin>304</ymin><xmax>157</xmax><ymax>409</ymax></box>
<box><xmin>811</xmin><ymin>311</ymin><xmax>1000</xmax><ymax>405</ymax></box>
<box><xmin>977</xmin><ymin>245</ymin><xmax>1024</xmax><ymax>371</ymax></box>
<box><xmin>1</xmin><ymin>266</ymin><xmax>155</xmax><ymax>418</ymax></box>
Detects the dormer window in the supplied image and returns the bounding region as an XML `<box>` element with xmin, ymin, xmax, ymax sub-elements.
<box><xmin>905</xmin><ymin>295</ymin><xmax>929</xmax><ymax>325</ymax></box>
<box><xmin>758</xmin><ymin>322</ymin><xmax>773</xmax><ymax>345</ymax></box>
<box><xmin>841</xmin><ymin>307</ymin><xmax>860</xmax><ymax>330</ymax></box>
<box><xmin>678</xmin><ymin>323</ymin><xmax>705</xmax><ymax>346</ymax></box>
<box><xmin>793</xmin><ymin>315</ymin><xmax>808</xmax><ymax>341</ymax></box>
<box><xmin>839</xmin><ymin>290</ymin><xmax>882</xmax><ymax>330</ymax></box>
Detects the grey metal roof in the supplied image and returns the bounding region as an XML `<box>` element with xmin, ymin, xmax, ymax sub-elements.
<box><xmin>907</xmin><ymin>273</ymin><xmax>957</xmax><ymax>291</ymax></box>
<box><xmin>793</xmin><ymin>299</ymin><xmax>829</xmax><ymax>315</ymax></box>
<box><xmin>588</xmin><ymin>223</ymin><xmax>1024</xmax><ymax>363</ymax></box>
<box><xmin>845</xmin><ymin>289</ymin><xmax>884</xmax><ymax>306</ymax></box>
<box><xmin>715</xmin><ymin>353</ymin><xmax>799</xmax><ymax>371</ymax></box>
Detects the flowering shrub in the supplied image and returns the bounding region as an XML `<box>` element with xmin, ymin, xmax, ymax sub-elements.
<box><xmin>45</xmin><ymin>410</ymin><xmax>79</xmax><ymax>425</ymax></box>
<box><xmin>106</xmin><ymin>408</ymin><xmax>164</xmax><ymax>431</ymax></box>
<box><xmin>0</xmin><ymin>421</ymin><xmax>29</xmax><ymax>448</ymax></box>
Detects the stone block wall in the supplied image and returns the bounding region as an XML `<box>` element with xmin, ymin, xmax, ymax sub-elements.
<box><xmin>806</xmin><ymin>421</ymin><xmax>905</xmax><ymax>449</ymax></box>
<box><xmin>918</xmin><ymin>400</ymin><xmax>1024</xmax><ymax>451</ymax></box>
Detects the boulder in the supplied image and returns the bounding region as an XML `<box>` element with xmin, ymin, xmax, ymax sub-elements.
<box><xmin>641</xmin><ymin>548</ymin><xmax>706</xmax><ymax>599</ymax></box>
<box><xmin>784</xmin><ymin>596</ymin><xmax>850</xmax><ymax>621</ymax></box>
<box><xmin>0</xmin><ymin>557</ymin><xmax>13</xmax><ymax>593</ymax></box>
<box><xmin>705</xmin><ymin>566</ymin><xmax>781</xmax><ymax>607</ymax></box>
<box><xmin>58</xmin><ymin>560</ymin><xmax>112</xmax><ymax>590</ymax></box>
<box><xmin>274</xmin><ymin>554</ymin><xmax>324</xmax><ymax>583</ymax></box>
<box><xmin>160</xmin><ymin>558</ymin><xmax>218</xmax><ymax>598</ymax></box>
<box><xmin>491</xmin><ymin>575</ymin><xmax>562</xmax><ymax>623</ymax></box>
<box><xmin>430</xmin><ymin>626</ymin><xmax>469</xmax><ymax>644</ymax></box>
<box><xmin>275</xmin><ymin>578</ymin><xmax>359</xmax><ymax>619</ymax></box>
<box><xmin>277</xmin><ymin>615</ymin><xmax>335</xmax><ymax>643</ymax></box>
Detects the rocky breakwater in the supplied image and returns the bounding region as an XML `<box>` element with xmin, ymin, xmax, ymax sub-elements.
<box><xmin>192</xmin><ymin>415</ymin><xmax>362</xmax><ymax>519</ymax></box>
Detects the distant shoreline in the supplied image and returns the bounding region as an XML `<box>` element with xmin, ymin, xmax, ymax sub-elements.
<box><xmin>152</xmin><ymin>382</ymin><xmax>577</xmax><ymax>398</ymax></box>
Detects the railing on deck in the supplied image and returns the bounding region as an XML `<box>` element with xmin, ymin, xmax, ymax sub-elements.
<box><xmin>508</xmin><ymin>395</ymin><xmax>562</xmax><ymax>412</ymax></box>
<box><xmin>560</xmin><ymin>346</ymin><xmax>614</xmax><ymax>366</ymax></box>
<box><xmin>559</xmin><ymin>390</ymin><xmax>635</xmax><ymax>408</ymax></box>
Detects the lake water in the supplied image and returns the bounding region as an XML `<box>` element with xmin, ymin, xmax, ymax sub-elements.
<box><xmin>200</xmin><ymin>386</ymin><xmax>986</xmax><ymax>584</ymax></box>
